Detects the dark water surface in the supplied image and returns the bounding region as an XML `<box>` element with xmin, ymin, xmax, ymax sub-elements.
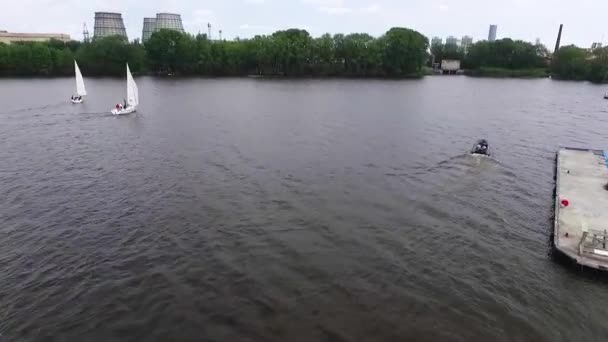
<box><xmin>2</xmin><ymin>77</ymin><xmax>608</xmax><ymax>341</ymax></box>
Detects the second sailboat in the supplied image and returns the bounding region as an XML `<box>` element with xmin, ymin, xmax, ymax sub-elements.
<box><xmin>111</xmin><ymin>63</ymin><xmax>139</xmax><ymax>115</ymax></box>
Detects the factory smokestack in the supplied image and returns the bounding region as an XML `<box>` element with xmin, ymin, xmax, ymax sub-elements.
<box><xmin>554</xmin><ymin>24</ymin><xmax>563</xmax><ymax>54</ymax></box>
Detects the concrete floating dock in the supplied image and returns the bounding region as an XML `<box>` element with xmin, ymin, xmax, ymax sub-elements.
<box><xmin>555</xmin><ymin>147</ymin><xmax>608</xmax><ymax>270</ymax></box>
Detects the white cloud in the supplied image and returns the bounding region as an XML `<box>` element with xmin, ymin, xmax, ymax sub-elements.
<box><xmin>182</xmin><ymin>8</ymin><xmax>217</xmax><ymax>33</ymax></box>
<box><xmin>360</xmin><ymin>4</ymin><xmax>381</xmax><ymax>13</ymax></box>
<box><xmin>3</xmin><ymin>0</ymin><xmax>605</xmax><ymax>46</ymax></box>
<box><xmin>319</xmin><ymin>6</ymin><xmax>352</xmax><ymax>14</ymax></box>
<box><xmin>303</xmin><ymin>0</ymin><xmax>345</xmax><ymax>6</ymax></box>
<box><xmin>194</xmin><ymin>9</ymin><xmax>213</xmax><ymax>16</ymax></box>
<box><xmin>239</xmin><ymin>24</ymin><xmax>273</xmax><ymax>30</ymax></box>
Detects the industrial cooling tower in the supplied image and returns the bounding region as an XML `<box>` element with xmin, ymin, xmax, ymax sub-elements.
<box><xmin>94</xmin><ymin>12</ymin><xmax>128</xmax><ymax>40</ymax></box>
<box><xmin>142</xmin><ymin>17</ymin><xmax>156</xmax><ymax>42</ymax></box>
<box><xmin>154</xmin><ymin>13</ymin><xmax>184</xmax><ymax>33</ymax></box>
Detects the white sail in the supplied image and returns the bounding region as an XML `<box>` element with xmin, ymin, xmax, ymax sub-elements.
<box><xmin>126</xmin><ymin>63</ymin><xmax>138</xmax><ymax>107</ymax></box>
<box><xmin>74</xmin><ymin>61</ymin><xmax>86</xmax><ymax>96</ymax></box>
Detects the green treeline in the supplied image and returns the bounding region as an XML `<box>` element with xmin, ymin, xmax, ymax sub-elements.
<box><xmin>432</xmin><ymin>38</ymin><xmax>608</xmax><ymax>82</ymax></box>
<box><xmin>551</xmin><ymin>45</ymin><xmax>608</xmax><ymax>83</ymax></box>
<box><xmin>146</xmin><ymin>28</ymin><xmax>428</xmax><ymax>77</ymax></box>
<box><xmin>2</xmin><ymin>28</ymin><xmax>608</xmax><ymax>82</ymax></box>
<box><xmin>431</xmin><ymin>38</ymin><xmax>549</xmax><ymax>74</ymax></box>
<box><xmin>0</xmin><ymin>37</ymin><xmax>145</xmax><ymax>76</ymax></box>
<box><xmin>0</xmin><ymin>27</ymin><xmax>429</xmax><ymax>78</ymax></box>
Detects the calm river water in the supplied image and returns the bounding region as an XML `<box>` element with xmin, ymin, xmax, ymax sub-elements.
<box><xmin>2</xmin><ymin>76</ymin><xmax>608</xmax><ymax>341</ymax></box>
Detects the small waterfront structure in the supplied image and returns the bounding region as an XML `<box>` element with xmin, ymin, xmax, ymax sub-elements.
<box><xmin>0</xmin><ymin>30</ymin><xmax>70</xmax><ymax>44</ymax></box>
<box><xmin>554</xmin><ymin>147</ymin><xmax>608</xmax><ymax>270</ymax></box>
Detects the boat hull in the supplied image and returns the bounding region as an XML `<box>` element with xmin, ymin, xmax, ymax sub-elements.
<box><xmin>111</xmin><ymin>107</ymin><xmax>137</xmax><ymax>115</ymax></box>
<box><xmin>71</xmin><ymin>99</ymin><xmax>83</xmax><ymax>104</ymax></box>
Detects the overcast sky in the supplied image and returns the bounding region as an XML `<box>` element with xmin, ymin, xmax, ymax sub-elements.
<box><xmin>1</xmin><ymin>0</ymin><xmax>605</xmax><ymax>47</ymax></box>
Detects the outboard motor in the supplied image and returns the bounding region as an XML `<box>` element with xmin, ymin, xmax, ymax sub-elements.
<box><xmin>472</xmin><ymin>139</ymin><xmax>489</xmax><ymax>155</ymax></box>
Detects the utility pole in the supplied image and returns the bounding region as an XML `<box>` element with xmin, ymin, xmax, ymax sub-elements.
<box><xmin>208</xmin><ymin>23</ymin><xmax>212</xmax><ymax>40</ymax></box>
<box><xmin>219</xmin><ymin>30</ymin><xmax>223</xmax><ymax>41</ymax></box>
<box><xmin>83</xmin><ymin>23</ymin><xmax>90</xmax><ymax>43</ymax></box>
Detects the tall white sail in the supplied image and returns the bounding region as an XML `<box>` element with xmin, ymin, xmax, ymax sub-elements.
<box><xmin>126</xmin><ymin>64</ymin><xmax>138</xmax><ymax>107</ymax></box>
<box><xmin>74</xmin><ymin>61</ymin><xmax>86</xmax><ymax>96</ymax></box>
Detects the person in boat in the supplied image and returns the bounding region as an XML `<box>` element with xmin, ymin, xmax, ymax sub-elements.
<box><xmin>472</xmin><ymin>139</ymin><xmax>489</xmax><ymax>155</ymax></box>
<box><xmin>71</xmin><ymin>95</ymin><xmax>74</xmax><ymax>100</ymax></box>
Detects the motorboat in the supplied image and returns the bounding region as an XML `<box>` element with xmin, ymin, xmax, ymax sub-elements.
<box><xmin>471</xmin><ymin>139</ymin><xmax>490</xmax><ymax>156</ymax></box>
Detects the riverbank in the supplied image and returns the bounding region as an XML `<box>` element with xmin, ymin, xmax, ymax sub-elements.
<box><xmin>465</xmin><ymin>67</ymin><xmax>549</xmax><ymax>78</ymax></box>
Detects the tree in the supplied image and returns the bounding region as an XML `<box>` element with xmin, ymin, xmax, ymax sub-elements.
<box><xmin>75</xmin><ymin>36</ymin><xmax>145</xmax><ymax>76</ymax></box>
<box><xmin>342</xmin><ymin>33</ymin><xmax>375</xmax><ymax>75</ymax></box>
<box><xmin>379</xmin><ymin>27</ymin><xmax>429</xmax><ymax>76</ymax></box>
<box><xmin>145</xmin><ymin>29</ymin><xmax>189</xmax><ymax>74</ymax></box>
<box><xmin>30</xmin><ymin>43</ymin><xmax>51</xmax><ymax>75</ymax></box>
<box><xmin>463</xmin><ymin>39</ymin><xmax>547</xmax><ymax>70</ymax></box>
<box><xmin>587</xmin><ymin>47</ymin><xmax>608</xmax><ymax>83</ymax></box>
<box><xmin>51</xmin><ymin>47</ymin><xmax>74</xmax><ymax>75</ymax></box>
<box><xmin>270</xmin><ymin>29</ymin><xmax>313</xmax><ymax>75</ymax></box>
<box><xmin>312</xmin><ymin>34</ymin><xmax>336</xmax><ymax>75</ymax></box>
<box><xmin>551</xmin><ymin>45</ymin><xmax>589</xmax><ymax>80</ymax></box>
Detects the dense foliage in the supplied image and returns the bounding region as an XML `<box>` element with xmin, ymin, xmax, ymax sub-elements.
<box><xmin>430</xmin><ymin>41</ymin><xmax>465</xmax><ymax>63</ymax></box>
<box><xmin>144</xmin><ymin>27</ymin><xmax>429</xmax><ymax>77</ymax></box>
<box><xmin>0</xmin><ymin>27</ymin><xmax>429</xmax><ymax>78</ymax></box>
<box><xmin>0</xmin><ymin>36</ymin><xmax>146</xmax><ymax>76</ymax></box>
<box><xmin>5</xmin><ymin>30</ymin><xmax>608</xmax><ymax>82</ymax></box>
<box><xmin>551</xmin><ymin>45</ymin><xmax>608</xmax><ymax>83</ymax></box>
<box><xmin>462</xmin><ymin>39</ymin><xmax>549</xmax><ymax>70</ymax></box>
<box><xmin>430</xmin><ymin>38</ymin><xmax>552</xmax><ymax>77</ymax></box>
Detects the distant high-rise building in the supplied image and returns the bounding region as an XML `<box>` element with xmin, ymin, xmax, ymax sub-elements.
<box><xmin>461</xmin><ymin>36</ymin><xmax>473</xmax><ymax>47</ymax></box>
<box><xmin>431</xmin><ymin>36</ymin><xmax>443</xmax><ymax>46</ymax></box>
<box><xmin>446</xmin><ymin>36</ymin><xmax>458</xmax><ymax>46</ymax></box>
<box><xmin>535</xmin><ymin>38</ymin><xmax>541</xmax><ymax>45</ymax></box>
<box><xmin>591</xmin><ymin>42</ymin><xmax>603</xmax><ymax>50</ymax></box>
<box><xmin>94</xmin><ymin>12</ymin><xmax>127</xmax><ymax>40</ymax></box>
<box><xmin>488</xmin><ymin>25</ymin><xmax>497</xmax><ymax>42</ymax></box>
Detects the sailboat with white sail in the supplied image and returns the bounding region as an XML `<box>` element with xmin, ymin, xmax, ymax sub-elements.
<box><xmin>111</xmin><ymin>63</ymin><xmax>139</xmax><ymax>115</ymax></box>
<box><xmin>71</xmin><ymin>60</ymin><xmax>86</xmax><ymax>104</ymax></box>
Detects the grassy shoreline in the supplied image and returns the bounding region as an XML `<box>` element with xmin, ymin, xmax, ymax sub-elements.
<box><xmin>465</xmin><ymin>67</ymin><xmax>549</xmax><ymax>78</ymax></box>
<box><xmin>0</xmin><ymin>68</ymin><xmax>559</xmax><ymax>80</ymax></box>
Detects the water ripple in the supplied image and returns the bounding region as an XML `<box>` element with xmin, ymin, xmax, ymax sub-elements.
<box><xmin>1</xmin><ymin>77</ymin><xmax>608</xmax><ymax>341</ymax></box>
